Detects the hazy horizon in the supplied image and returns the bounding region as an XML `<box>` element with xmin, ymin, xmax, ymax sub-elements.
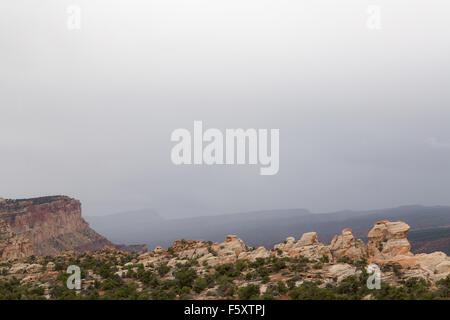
<box><xmin>2</xmin><ymin>1</ymin><xmax>450</xmax><ymax>218</ymax></box>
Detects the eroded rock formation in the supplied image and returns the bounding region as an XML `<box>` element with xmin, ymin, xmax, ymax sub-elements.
<box><xmin>367</xmin><ymin>220</ymin><xmax>412</xmax><ymax>259</ymax></box>
<box><xmin>2</xmin><ymin>218</ymin><xmax>448</xmax><ymax>300</ymax></box>
<box><xmin>274</xmin><ymin>231</ymin><xmax>332</xmax><ymax>260</ymax></box>
<box><xmin>0</xmin><ymin>196</ymin><xmax>146</xmax><ymax>258</ymax></box>
<box><xmin>329</xmin><ymin>228</ymin><xmax>367</xmax><ymax>260</ymax></box>
<box><xmin>271</xmin><ymin>219</ymin><xmax>450</xmax><ymax>282</ymax></box>
<box><xmin>135</xmin><ymin>219</ymin><xmax>449</xmax><ymax>288</ymax></box>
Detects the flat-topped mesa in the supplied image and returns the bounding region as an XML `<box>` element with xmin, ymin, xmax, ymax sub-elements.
<box><xmin>0</xmin><ymin>196</ymin><xmax>111</xmax><ymax>256</ymax></box>
<box><xmin>0</xmin><ymin>195</ymin><xmax>146</xmax><ymax>258</ymax></box>
<box><xmin>367</xmin><ymin>220</ymin><xmax>412</xmax><ymax>260</ymax></box>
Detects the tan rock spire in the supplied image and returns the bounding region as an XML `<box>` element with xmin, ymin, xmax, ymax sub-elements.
<box><xmin>367</xmin><ymin>220</ymin><xmax>412</xmax><ymax>259</ymax></box>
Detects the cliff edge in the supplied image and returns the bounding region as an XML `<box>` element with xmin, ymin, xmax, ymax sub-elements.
<box><xmin>0</xmin><ymin>196</ymin><xmax>147</xmax><ymax>257</ymax></box>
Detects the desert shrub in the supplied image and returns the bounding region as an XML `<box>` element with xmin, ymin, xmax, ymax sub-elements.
<box><xmin>436</xmin><ymin>275</ymin><xmax>450</xmax><ymax>298</ymax></box>
<box><xmin>277</xmin><ymin>281</ymin><xmax>288</xmax><ymax>295</ymax></box>
<box><xmin>313</xmin><ymin>262</ymin><xmax>323</xmax><ymax>270</ymax></box>
<box><xmin>157</xmin><ymin>263</ymin><xmax>171</xmax><ymax>277</ymax></box>
<box><xmin>138</xmin><ymin>270</ymin><xmax>159</xmax><ymax>287</ymax></box>
<box><xmin>271</xmin><ymin>259</ymin><xmax>286</xmax><ymax>272</ymax></box>
<box><xmin>261</xmin><ymin>292</ymin><xmax>275</xmax><ymax>300</ymax></box>
<box><xmin>335</xmin><ymin>276</ymin><xmax>363</xmax><ymax>298</ymax></box>
<box><xmin>193</xmin><ymin>277</ymin><xmax>208</xmax><ymax>293</ymax></box>
<box><xmin>403</xmin><ymin>277</ymin><xmax>436</xmax><ymax>299</ymax></box>
<box><xmin>238</xmin><ymin>284</ymin><xmax>260</xmax><ymax>300</ymax></box>
<box><xmin>372</xmin><ymin>283</ymin><xmax>409</xmax><ymax>300</ymax></box>
<box><xmin>286</xmin><ymin>277</ymin><xmax>299</xmax><ymax>290</ymax></box>
<box><xmin>257</xmin><ymin>267</ymin><xmax>270</xmax><ymax>278</ymax></box>
<box><xmin>216</xmin><ymin>275</ymin><xmax>233</xmax><ymax>294</ymax></box>
<box><xmin>151</xmin><ymin>288</ymin><xmax>175</xmax><ymax>300</ymax></box>
<box><xmin>248</xmin><ymin>258</ymin><xmax>266</xmax><ymax>269</ymax></box>
<box><xmin>174</xmin><ymin>267</ymin><xmax>197</xmax><ymax>289</ymax></box>
<box><xmin>289</xmin><ymin>281</ymin><xmax>338</xmax><ymax>300</ymax></box>
<box><xmin>337</xmin><ymin>256</ymin><xmax>352</xmax><ymax>264</ymax></box>
<box><xmin>215</xmin><ymin>263</ymin><xmax>240</xmax><ymax>278</ymax></box>
<box><xmin>100</xmin><ymin>279</ymin><xmax>121</xmax><ymax>291</ymax></box>
<box><xmin>235</xmin><ymin>259</ymin><xmax>248</xmax><ymax>272</ymax></box>
<box><xmin>108</xmin><ymin>283</ymin><xmax>140</xmax><ymax>299</ymax></box>
<box><xmin>49</xmin><ymin>285</ymin><xmax>79</xmax><ymax>300</ymax></box>
<box><xmin>392</xmin><ymin>263</ymin><xmax>403</xmax><ymax>277</ymax></box>
<box><xmin>354</xmin><ymin>258</ymin><xmax>368</xmax><ymax>269</ymax></box>
<box><xmin>0</xmin><ymin>278</ymin><xmax>45</xmax><ymax>300</ymax></box>
<box><xmin>245</xmin><ymin>272</ymin><xmax>254</xmax><ymax>281</ymax></box>
<box><xmin>97</xmin><ymin>263</ymin><xmax>119</xmax><ymax>280</ymax></box>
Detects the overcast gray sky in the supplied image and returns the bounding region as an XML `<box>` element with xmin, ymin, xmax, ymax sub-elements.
<box><xmin>1</xmin><ymin>1</ymin><xmax>450</xmax><ymax>217</ymax></box>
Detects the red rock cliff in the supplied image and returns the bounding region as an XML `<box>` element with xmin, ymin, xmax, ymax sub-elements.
<box><xmin>0</xmin><ymin>196</ymin><xmax>115</xmax><ymax>256</ymax></box>
<box><xmin>0</xmin><ymin>219</ymin><xmax>33</xmax><ymax>260</ymax></box>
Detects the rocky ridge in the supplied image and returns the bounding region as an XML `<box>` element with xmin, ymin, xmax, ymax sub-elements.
<box><xmin>141</xmin><ymin>220</ymin><xmax>449</xmax><ymax>284</ymax></box>
<box><xmin>1</xmin><ymin>219</ymin><xmax>449</xmax><ymax>300</ymax></box>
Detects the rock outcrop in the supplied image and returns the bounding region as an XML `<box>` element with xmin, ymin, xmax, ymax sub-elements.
<box><xmin>135</xmin><ymin>219</ymin><xmax>449</xmax><ymax>286</ymax></box>
<box><xmin>0</xmin><ymin>196</ymin><xmax>147</xmax><ymax>258</ymax></box>
<box><xmin>297</xmin><ymin>232</ymin><xmax>318</xmax><ymax>247</ymax></box>
<box><xmin>270</xmin><ymin>219</ymin><xmax>449</xmax><ymax>283</ymax></box>
<box><xmin>329</xmin><ymin>228</ymin><xmax>367</xmax><ymax>260</ymax></box>
<box><xmin>2</xmin><ymin>218</ymin><xmax>449</xmax><ymax>300</ymax></box>
<box><xmin>0</xmin><ymin>220</ymin><xmax>33</xmax><ymax>260</ymax></box>
<box><xmin>364</xmin><ymin>220</ymin><xmax>449</xmax><ymax>281</ymax></box>
<box><xmin>274</xmin><ymin>232</ymin><xmax>332</xmax><ymax>260</ymax></box>
<box><xmin>1</xmin><ymin>196</ymin><xmax>448</xmax><ymax>293</ymax></box>
<box><xmin>367</xmin><ymin>220</ymin><xmax>412</xmax><ymax>259</ymax></box>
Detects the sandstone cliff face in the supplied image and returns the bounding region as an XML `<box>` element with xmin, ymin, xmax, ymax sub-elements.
<box><xmin>0</xmin><ymin>196</ymin><xmax>146</xmax><ymax>257</ymax></box>
<box><xmin>0</xmin><ymin>220</ymin><xmax>33</xmax><ymax>260</ymax></box>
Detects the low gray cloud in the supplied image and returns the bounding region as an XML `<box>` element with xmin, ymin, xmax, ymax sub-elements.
<box><xmin>1</xmin><ymin>1</ymin><xmax>450</xmax><ymax>217</ymax></box>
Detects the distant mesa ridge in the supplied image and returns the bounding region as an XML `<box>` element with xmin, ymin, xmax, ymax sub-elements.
<box><xmin>1</xmin><ymin>195</ymin><xmax>450</xmax><ymax>263</ymax></box>
<box><xmin>0</xmin><ymin>195</ymin><xmax>147</xmax><ymax>259</ymax></box>
<box><xmin>86</xmin><ymin>205</ymin><xmax>450</xmax><ymax>255</ymax></box>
